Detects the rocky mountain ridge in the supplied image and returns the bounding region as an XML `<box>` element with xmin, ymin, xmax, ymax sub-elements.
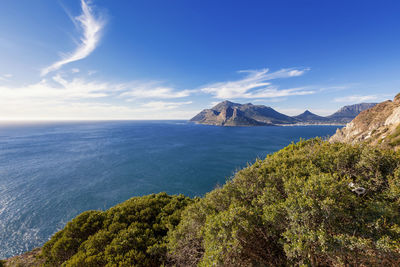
<box><xmin>330</xmin><ymin>94</ymin><xmax>400</xmax><ymax>149</ymax></box>
<box><xmin>190</xmin><ymin>100</ymin><xmax>376</xmax><ymax>126</ymax></box>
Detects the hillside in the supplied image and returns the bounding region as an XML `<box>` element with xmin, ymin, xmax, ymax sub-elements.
<box><xmin>190</xmin><ymin>101</ymin><xmax>376</xmax><ymax>126</ymax></box>
<box><xmin>330</xmin><ymin>94</ymin><xmax>400</xmax><ymax>149</ymax></box>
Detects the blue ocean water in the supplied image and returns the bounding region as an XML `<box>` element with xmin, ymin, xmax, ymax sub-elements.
<box><xmin>0</xmin><ymin>121</ymin><xmax>340</xmax><ymax>258</ymax></box>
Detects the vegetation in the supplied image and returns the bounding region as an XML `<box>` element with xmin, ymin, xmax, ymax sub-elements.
<box><xmin>168</xmin><ymin>139</ymin><xmax>400</xmax><ymax>266</ymax></box>
<box><xmin>41</xmin><ymin>193</ymin><xmax>192</xmax><ymax>266</ymax></box>
<box><xmin>40</xmin><ymin>139</ymin><xmax>400</xmax><ymax>266</ymax></box>
<box><xmin>388</xmin><ymin>125</ymin><xmax>400</xmax><ymax>147</ymax></box>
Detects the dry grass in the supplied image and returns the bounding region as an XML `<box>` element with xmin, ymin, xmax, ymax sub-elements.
<box><xmin>4</xmin><ymin>248</ymin><xmax>43</xmax><ymax>267</ymax></box>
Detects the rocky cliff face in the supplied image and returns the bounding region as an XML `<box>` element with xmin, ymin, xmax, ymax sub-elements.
<box><xmin>330</xmin><ymin>94</ymin><xmax>400</xmax><ymax>149</ymax></box>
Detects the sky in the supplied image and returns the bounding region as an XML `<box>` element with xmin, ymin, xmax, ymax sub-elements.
<box><xmin>0</xmin><ymin>0</ymin><xmax>400</xmax><ymax>120</ymax></box>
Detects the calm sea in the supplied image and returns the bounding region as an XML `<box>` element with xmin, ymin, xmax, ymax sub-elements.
<box><xmin>0</xmin><ymin>121</ymin><xmax>340</xmax><ymax>258</ymax></box>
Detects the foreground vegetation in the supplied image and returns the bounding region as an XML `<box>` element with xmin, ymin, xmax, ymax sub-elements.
<box><xmin>39</xmin><ymin>139</ymin><xmax>400</xmax><ymax>266</ymax></box>
<box><xmin>41</xmin><ymin>193</ymin><xmax>192</xmax><ymax>266</ymax></box>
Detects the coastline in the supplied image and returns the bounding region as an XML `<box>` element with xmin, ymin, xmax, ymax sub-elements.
<box><xmin>191</xmin><ymin>121</ymin><xmax>346</xmax><ymax>127</ymax></box>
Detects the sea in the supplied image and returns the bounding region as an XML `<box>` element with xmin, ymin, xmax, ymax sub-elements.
<box><xmin>0</xmin><ymin>121</ymin><xmax>341</xmax><ymax>258</ymax></box>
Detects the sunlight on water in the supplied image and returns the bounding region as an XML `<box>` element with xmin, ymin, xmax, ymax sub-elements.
<box><xmin>0</xmin><ymin>121</ymin><xmax>340</xmax><ymax>258</ymax></box>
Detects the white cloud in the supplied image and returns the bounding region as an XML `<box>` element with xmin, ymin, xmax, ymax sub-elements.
<box><xmin>0</xmin><ymin>73</ymin><xmax>197</xmax><ymax>120</ymax></box>
<box><xmin>333</xmin><ymin>95</ymin><xmax>379</xmax><ymax>103</ymax></box>
<box><xmin>41</xmin><ymin>0</ymin><xmax>105</xmax><ymax>76</ymax></box>
<box><xmin>0</xmin><ymin>74</ymin><xmax>12</xmax><ymax>81</ymax></box>
<box><xmin>0</xmin><ymin>74</ymin><xmax>125</xmax><ymax>101</ymax></box>
<box><xmin>121</xmin><ymin>82</ymin><xmax>194</xmax><ymax>99</ymax></box>
<box><xmin>141</xmin><ymin>101</ymin><xmax>193</xmax><ymax>110</ymax></box>
<box><xmin>0</xmin><ymin>100</ymin><xmax>197</xmax><ymax>120</ymax></box>
<box><xmin>200</xmin><ymin>68</ymin><xmax>313</xmax><ymax>99</ymax></box>
<box><xmin>71</xmin><ymin>68</ymin><xmax>80</xmax><ymax>73</ymax></box>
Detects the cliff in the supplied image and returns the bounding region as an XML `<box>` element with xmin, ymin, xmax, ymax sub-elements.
<box><xmin>330</xmin><ymin>94</ymin><xmax>400</xmax><ymax>149</ymax></box>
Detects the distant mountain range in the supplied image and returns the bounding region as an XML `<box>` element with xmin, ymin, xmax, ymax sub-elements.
<box><xmin>190</xmin><ymin>101</ymin><xmax>377</xmax><ymax>126</ymax></box>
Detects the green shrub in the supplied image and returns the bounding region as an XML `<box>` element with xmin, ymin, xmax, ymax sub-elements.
<box><xmin>168</xmin><ymin>139</ymin><xmax>400</xmax><ymax>266</ymax></box>
<box><xmin>41</xmin><ymin>193</ymin><xmax>192</xmax><ymax>266</ymax></box>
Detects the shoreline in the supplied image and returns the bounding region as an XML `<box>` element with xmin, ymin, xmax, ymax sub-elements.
<box><xmin>192</xmin><ymin>122</ymin><xmax>346</xmax><ymax>127</ymax></box>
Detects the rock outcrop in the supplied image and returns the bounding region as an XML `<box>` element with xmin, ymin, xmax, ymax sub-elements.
<box><xmin>330</xmin><ymin>94</ymin><xmax>400</xmax><ymax>149</ymax></box>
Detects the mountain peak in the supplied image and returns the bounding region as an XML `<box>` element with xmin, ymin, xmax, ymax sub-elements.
<box><xmin>191</xmin><ymin>101</ymin><xmax>297</xmax><ymax>126</ymax></box>
<box><xmin>191</xmin><ymin>101</ymin><xmax>376</xmax><ymax>126</ymax></box>
<box><xmin>220</xmin><ymin>100</ymin><xmax>236</xmax><ymax>106</ymax></box>
<box><xmin>294</xmin><ymin>110</ymin><xmax>326</xmax><ymax>122</ymax></box>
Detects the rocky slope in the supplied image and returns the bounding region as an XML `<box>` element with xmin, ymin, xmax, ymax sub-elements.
<box><xmin>330</xmin><ymin>94</ymin><xmax>400</xmax><ymax>149</ymax></box>
<box><xmin>191</xmin><ymin>101</ymin><xmax>376</xmax><ymax>126</ymax></box>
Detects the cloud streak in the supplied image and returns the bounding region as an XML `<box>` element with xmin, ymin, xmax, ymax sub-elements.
<box><xmin>200</xmin><ymin>68</ymin><xmax>313</xmax><ymax>99</ymax></box>
<box><xmin>141</xmin><ymin>101</ymin><xmax>193</xmax><ymax>110</ymax></box>
<box><xmin>0</xmin><ymin>74</ymin><xmax>12</xmax><ymax>81</ymax></box>
<box><xmin>41</xmin><ymin>0</ymin><xmax>105</xmax><ymax>76</ymax></box>
<box><xmin>121</xmin><ymin>82</ymin><xmax>194</xmax><ymax>99</ymax></box>
<box><xmin>0</xmin><ymin>73</ymin><xmax>197</xmax><ymax>120</ymax></box>
<box><xmin>333</xmin><ymin>95</ymin><xmax>379</xmax><ymax>103</ymax></box>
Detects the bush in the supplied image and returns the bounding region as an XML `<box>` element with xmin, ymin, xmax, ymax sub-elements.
<box><xmin>168</xmin><ymin>139</ymin><xmax>400</xmax><ymax>266</ymax></box>
<box><xmin>41</xmin><ymin>193</ymin><xmax>192</xmax><ymax>266</ymax></box>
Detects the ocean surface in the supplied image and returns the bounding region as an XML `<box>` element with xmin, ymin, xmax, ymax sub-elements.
<box><xmin>0</xmin><ymin>121</ymin><xmax>341</xmax><ymax>258</ymax></box>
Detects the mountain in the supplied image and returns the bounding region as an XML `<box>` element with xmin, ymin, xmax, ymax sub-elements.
<box><xmin>330</xmin><ymin>94</ymin><xmax>400</xmax><ymax>149</ymax></box>
<box><xmin>293</xmin><ymin>110</ymin><xmax>328</xmax><ymax>123</ymax></box>
<box><xmin>191</xmin><ymin>101</ymin><xmax>377</xmax><ymax>126</ymax></box>
<box><xmin>327</xmin><ymin>103</ymin><xmax>377</xmax><ymax>123</ymax></box>
<box><xmin>190</xmin><ymin>100</ymin><xmax>297</xmax><ymax>126</ymax></box>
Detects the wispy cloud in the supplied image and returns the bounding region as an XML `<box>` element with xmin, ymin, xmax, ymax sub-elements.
<box><xmin>200</xmin><ymin>68</ymin><xmax>313</xmax><ymax>99</ymax></box>
<box><xmin>0</xmin><ymin>72</ymin><xmax>197</xmax><ymax>119</ymax></box>
<box><xmin>0</xmin><ymin>74</ymin><xmax>12</xmax><ymax>81</ymax></box>
<box><xmin>121</xmin><ymin>82</ymin><xmax>194</xmax><ymax>99</ymax></box>
<box><xmin>0</xmin><ymin>74</ymin><xmax>123</xmax><ymax>100</ymax></box>
<box><xmin>333</xmin><ymin>95</ymin><xmax>379</xmax><ymax>103</ymax></box>
<box><xmin>41</xmin><ymin>0</ymin><xmax>105</xmax><ymax>76</ymax></box>
<box><xmin>141</xmin><ymin>101</ymin><xmax>193</xmax><ymax>110</ymax></box>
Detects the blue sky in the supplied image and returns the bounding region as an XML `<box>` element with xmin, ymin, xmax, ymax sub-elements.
<box><xmin>0</xmin><ymin>0</ymin><xmax>399</xmax><ymax>119</ymax></box>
